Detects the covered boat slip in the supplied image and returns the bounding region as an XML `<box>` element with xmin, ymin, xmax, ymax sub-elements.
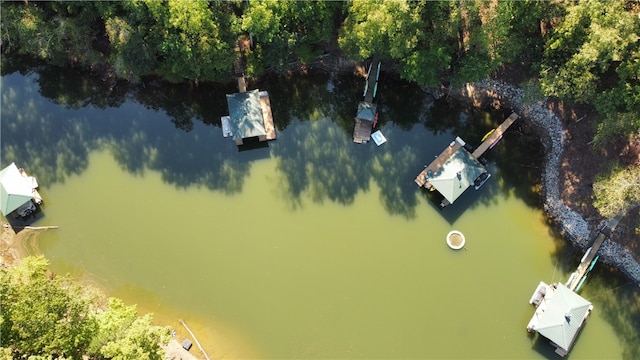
<box><xmin>415</xmin><ymin>137</ymin><xmax>487</xmax><ymax>206</ymax></box>
<box><xmin>353</xmin><ymin>102</ymin><xmax>377</xmax><ymax>144</ymax></box>
<box><xmin>526</xmin><ymin>282</ymin><xmax>593</xmax><ymax>357</ymax></box>
<box><xmin>414</xmin><ymin>112</ymin><xmax>519</xmax><ymax>206</ymax></box>
<box><xmin>0</xmin><ymin>162</ymin><xmax>43</xmax><ymax>218</ymax></box>
<box><xmin>353</xmin><ymin>57</ymin><xmax>381</xmax><ymax>144</ymax></box>
<box><xmin>222</xmin><ymin>89</ymin><xmax>276</xmax><ymax>145</ymax></box>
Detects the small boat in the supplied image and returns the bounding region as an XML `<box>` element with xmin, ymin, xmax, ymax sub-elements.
<box><xmin>588</xmin><ymin>255</ymin><xmax>599</xmax><ymax>272</ymax></box>
<box><xmin>565</xmin><ymin>272</ymin><xmax>576</xmax><ymax>287</ymax></box>
<box><xmin>474</xmin><ymin>172</ymin><xmax>491</xmax><ymax>190</ymax></box>
<box><xmin>481</xmin><ymin>129</ymin><xmax>495</xmax><ymax>142</ymax></box>
<box><xmin>529</xmin><ymin>282</ymin><xmax>548</xmax><ymax>306</ymax></box>
<box><xmin>580</xmin><ymin>247</ymin><xmax>592</xmax><ymax>264</ymax></box>
<box><xmin>575</xmin><ymin>275</ymin><xmax>588</xmax><ymax>292</ymax></box>
<box><xmin>488</xmin><ymin>135</ymin><xmax>503</xmax><ymax>149</ymax></box>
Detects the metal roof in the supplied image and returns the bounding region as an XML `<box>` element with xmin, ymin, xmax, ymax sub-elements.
<box><xmin>226</xmin><ymin>89</ymin><xmax>266</xmax><ymax>140</ymax></box>
<box><xmin>428</xmin><ymin>147</ymin><xmax>486</xmax><ymax>204</ymax></box>
<box><xmin>535</xmin><ymin>283</ymin><xmax>592</xmax><ymax>352</ymax></box>
<box><xmin>0</xmin><ymin>162</ymin><xmax>35</xmax><ymax>216</ymax></box>
<box><xmin>356</xmin><ymin>101</ymin><xmax>376</xmax><ymax>122</ymax></box>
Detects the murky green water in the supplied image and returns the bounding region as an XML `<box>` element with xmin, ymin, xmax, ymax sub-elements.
<box><xmin>2</xmin><ymin>67</ymin><xmax>637</xmax><ymax>359</ymax></box>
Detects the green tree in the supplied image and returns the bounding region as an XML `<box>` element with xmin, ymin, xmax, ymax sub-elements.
<box><xmin>0</xmin><ymin>256</ymin><xmax>98</xmax><ymax>358</ymax></box>
<box><xmin>99</xmin><ymin>1</ymin><xmax>160</xmax><ymax>83</ymax></box>
<box><xmin>0</xmin><ymin>2</ymin><xmax>105</xmax><ymax>67</ymax></box>
<box><xmin>483</xmin><ymin>0</ymin><xmax>560</xmax><ymax>78</ymax></box>
<box><xmin>339</xmin><ymin>0</ymin><xmax>450</xmax><ymax>87</ymax></box>
<box><xmin>593</xmin><ymin>163</ymin><xmax>640</xmax><ymax>221</ymax></box>
<box><xmin>539</xmin><ymin>0</ymin><xmax>640</xmax><ymax>146</ymax></box>
<box><xmin>88</xmin><ymin>298</ymin><xmax>170</xmax><ymax>360</ymax></box>
<box><xmin>241</xmin><ymin>0</ymin><xmax>340</xmax><ymax>74</ymax></box>
<box><xmin>1</xmin><ymin>256</ymin><xmax>171</xmax><ymax>359</ymax></box>
<box><xmin>146</xmin><ymin>0</ymin><xmax>237</xmax><ymax>83</ymax></box>
<box><xmin>540</xmin><ymin>0</ymin><xmax>639</xmax><ymax>102</ymax></box>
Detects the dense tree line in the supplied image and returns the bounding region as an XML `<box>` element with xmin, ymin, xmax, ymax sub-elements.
<box><xmin>2</xmin><ymin>1</ymin><xmax>637</xmax><ymax>139</ymax></box>
<box><xmin>0</xmin><ymin>256</ymin><xmax>171</xmax><ymax>359</ymax></box>
<box><xmin>1</xmin><ymin>0</ymin><xmax>638</xmax><ymax>256</ymax></box>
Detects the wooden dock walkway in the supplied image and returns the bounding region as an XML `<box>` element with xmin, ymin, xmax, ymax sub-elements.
<box><xmin>471</xmin><ymin>112</ymin><xmax>519</xmax><ymax>159</ymax></box>
<box><xmin>353</xmin><ymin>119</ymin><xmax>372</xmax><ymax>144</ymax></box>
<box><xmin>566</xmin><ymin>215</ymin><xmax>622</xmax><ymax>291</ymax></box>
<box><xmin>414</xmin><ymin>138</ymin><xmax>464</xmax><ymax>187</ymax></box>
<box><xmin>353</xmin><ymin>56</ymin><xmax>380</xmax><ymax>143</ymax></box>
<box><xmin>364</xmin><ymin>56</ymin><xmax>379</xmax><ymax>104</ymax></box>
<box><xmin>259</xmin><ymin>91</ymin><xmax>276</xmax><ymax>140</ymax></box>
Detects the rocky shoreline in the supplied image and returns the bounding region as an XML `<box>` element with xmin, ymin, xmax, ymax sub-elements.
<box><xmin>446</xmin><ymin>79</ymin><xmax>640</xmax><ymax>284</ymax></box>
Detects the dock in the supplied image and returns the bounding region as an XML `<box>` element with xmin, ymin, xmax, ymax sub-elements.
<box><xmin>471</xmin><ymin>112</ymin><xmax>519</xmax><ymax>159</ymax></box>
<box><xmin>525</xmin><ymin>214</ymin><xmax>624</xmax><ymax>357</ymax></box>
<box><xmin>414</xmin><ymin>138</ymin><xmax>463</xmax><ymax>187</ymax></box>
<box><xmin>566</xmin><ymin>215</ymin><xmax>622</xmax><ymax>291</ymax></box>
<box><xmin>353</xmin><ymin>56</ymin><xmax>381</xmax><ymax>143</ymax></box>
<box><xmin>353</xmin><ymin>118</ymin><xmax>373</xmax><ymax>144</ymax></box>
<box><xmin>363</xmin><ymin>57</ymin><xmax>379</xmax><ymax>104</ymax></box>
<box><xmin>259</xmin><ymin>91</ymin><xmax>276</xmax><ymax>140</ymax></box>
<box><xmin>221</xmin><ymin>36</ymin><xmax>276</xmax><ymax>145</ymax></box>
<box><xmin>18</xmin><ymin>167</ymin><xmax>43</xmax><ymax>205</ymax></box>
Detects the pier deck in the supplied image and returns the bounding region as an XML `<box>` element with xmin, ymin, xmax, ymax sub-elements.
<box><xmin>353</xmin><ymin>119</ymin><xmax>373</xmax><ymax>144</ymax></box>
<box><xmin>471</xmin><ymin>112</ymin><xmax>519</xmax><ymax>159</ymax></box>
<box><xmin>237</xmin><ymin>76</ymin><xmax>247</xmax><ymax>93</ymax></box>
<box><xmin>414</xmin><ymin>139</ymin><xmax>463</xmax><ymax>187</ymax></box>
<box><xmin>353</xmin><ymin>56</ymin><xmax>380</xmax><ymax>143</ymax></box>
<box><xmin>364</xmin><ymin>57</ymin><xmax>379</xmax><ymax>104</ymax></box>
<box><xmin>259</xmin><ymin>91</ymin><xmax>276</xmax><ymax>140</ymax></box>
<box><xmin>566</xmin><ymin>215</ymin><xmax>622</xmax><ymax>291</ymax></box>
<box><xmin>18</xmin><ymin>168</ymin><xmax>43</xmax><ymax>205</ymax></box>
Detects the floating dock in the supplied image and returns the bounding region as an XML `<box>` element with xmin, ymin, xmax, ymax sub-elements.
<box><xmin>353</xmin><ymin>56</ymin><xmax>381</xmax><ymax>144</ymax></box>
<box><xmin>259</xmin><ymin>90</ymin><xmax>276</xmax><ymax>141</ymax></box>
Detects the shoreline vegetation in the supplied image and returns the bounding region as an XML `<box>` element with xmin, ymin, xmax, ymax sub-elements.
<box><xmin>1</xmin><ymin>1</ymin><xmax>638</xmax><ymax>358</ymax></box>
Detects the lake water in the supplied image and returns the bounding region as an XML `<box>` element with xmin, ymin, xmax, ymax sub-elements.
<box><xmin>2</xmin><ymin>66</ymin><xmax>637</xmax><ymax>359</ymax></box>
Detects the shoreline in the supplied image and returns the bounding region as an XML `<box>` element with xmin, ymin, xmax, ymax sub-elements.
<box><xmin>445</xmin><ymin>79</ymin><xmax>640</xmax><ymax>285</ymax></box>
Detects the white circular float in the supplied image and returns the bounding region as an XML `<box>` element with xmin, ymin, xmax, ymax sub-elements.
<box><xmin>446</xmin><ymin>230</ymin><xmax>466</xmax><ymax>250</ymax></box>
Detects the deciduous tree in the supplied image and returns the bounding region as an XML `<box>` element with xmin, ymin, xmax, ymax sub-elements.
<box><xmin>0</xmin><ymin>256</ymin><xmax>97</xmax><ymax>358</ymax></box>
<box><xmin>594</xmin><ymin>163</ymin><xmax>640</xmax><ymax>220</ymax></box>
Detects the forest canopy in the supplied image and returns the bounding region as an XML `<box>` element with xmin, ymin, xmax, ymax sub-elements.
<box><xmin>0</xmin><ymin>256</ymin><xmax>171</xmax><ymax>359</ymax></box>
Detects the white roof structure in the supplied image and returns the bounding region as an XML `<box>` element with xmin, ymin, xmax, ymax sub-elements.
<box><xmin>0</xmin><ymin>162</ymin><xmax>36</xmax><ymax>216</ymax></box>
<box><xmin>428</xmin><ymin>146</ymin><xmax>486</xmax><ymax>204</ymax></box>
<box><xmin>533</xmin><ymin>283</ymin><xmax>593</xmax><ymax>354</ymax></box>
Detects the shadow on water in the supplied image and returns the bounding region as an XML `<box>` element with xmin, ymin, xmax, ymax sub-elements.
<box><xmin>2</xmin><ymin>61</ymin><xmax>542</xmax><ymax>218</ymax></box>
<box><xmin>586</xmin><ymin>268</ymin><xmax>640</xmax><ymax>360</ymax></box>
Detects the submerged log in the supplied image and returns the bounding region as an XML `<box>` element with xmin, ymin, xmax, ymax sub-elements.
<box><xmin>17</xmin><ymin>225</ymin><xmax>59</xmax><ymax>230</ymax></box>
